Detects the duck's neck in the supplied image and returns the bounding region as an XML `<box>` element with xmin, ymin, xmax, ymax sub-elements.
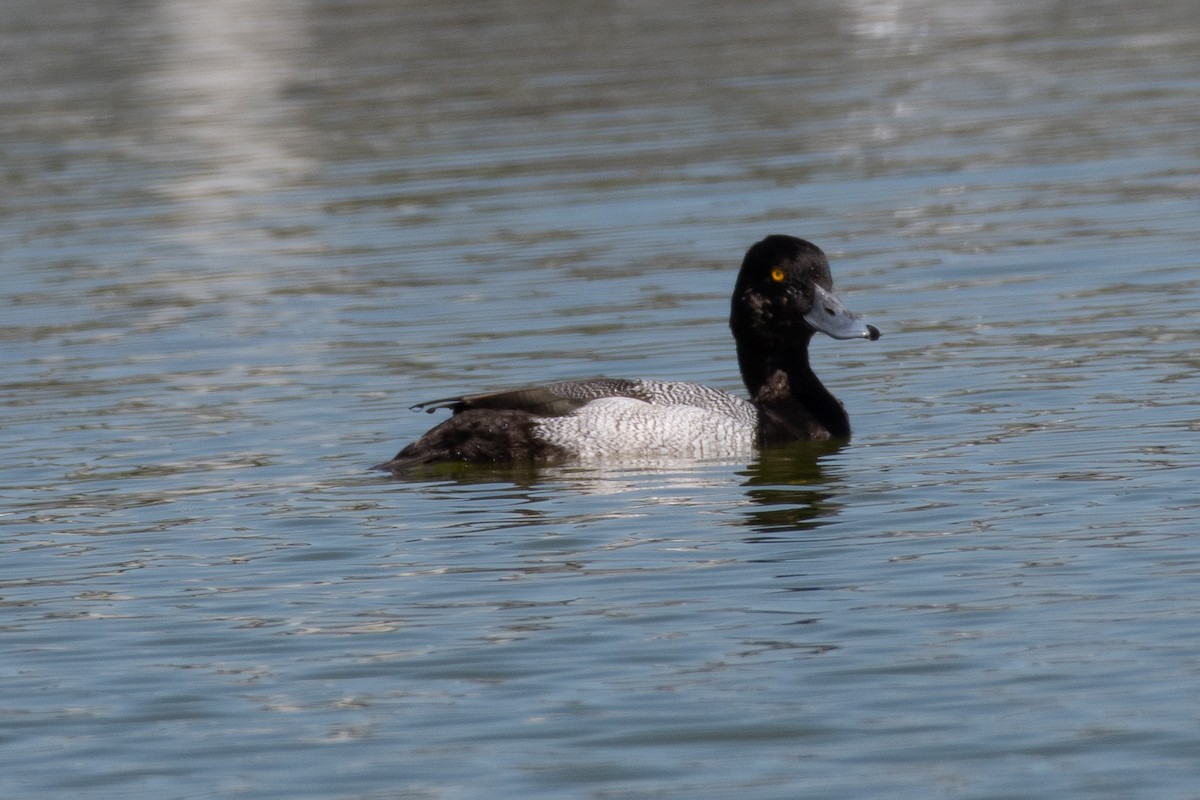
<box><xmin>737</xmin><ymin>337</ymin><xmax>850</xmax><ymax>442</ymax></box>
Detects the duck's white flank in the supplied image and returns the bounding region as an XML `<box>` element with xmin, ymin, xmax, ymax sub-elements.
<box><xmin>534</xmin><ymin>380</ymin><xmax>758</xmax><ymax>460</ymax></box>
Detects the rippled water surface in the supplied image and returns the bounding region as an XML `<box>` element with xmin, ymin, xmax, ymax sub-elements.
<box><xmin>3</xmin><ymin>1</ymin><xmax>1199</xmax><ymax>798</ymax></box>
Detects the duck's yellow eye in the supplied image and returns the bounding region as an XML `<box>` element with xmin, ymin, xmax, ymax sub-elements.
<box><xmin>770</xmin><ymin>267</ymin><xmax>786</xmax><ymax>283</ymax></box>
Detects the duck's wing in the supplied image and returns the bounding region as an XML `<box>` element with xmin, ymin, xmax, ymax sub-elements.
<box><xmin>411</xmin><ymin>378</ymin><xmax>647</xmax><ymax>418</ymax></box>
<box><xmin>630</xmin><ymin>380</ymin><xmax>757</xmax><ymax>422</ymax></box>
<box><xmin>413</xmin><ymin>377</ymin><xmax>756</xmax><ymax>424</ymax></box>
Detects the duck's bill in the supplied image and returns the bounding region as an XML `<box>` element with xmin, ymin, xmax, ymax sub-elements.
<box><xmin>804</xmin><ymin>284</ymin><xmax>882</xmax><ymax>341</ymax></box>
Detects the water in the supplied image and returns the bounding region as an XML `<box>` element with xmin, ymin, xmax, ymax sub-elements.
<box><xmin>3</xmin><ymin>0</ymin><xmax>1199</xmax><ymax>797</ymax></box>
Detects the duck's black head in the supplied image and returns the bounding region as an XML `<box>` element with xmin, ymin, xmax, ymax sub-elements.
<box><xmin>729</xmin><ymin>236</ymin><xmax>881</xmax><ymax>438</ymax></box>
<box><xmin>730</xmin><ymin>235</ymin><xmax>880</xmax><ymax>349</ymax></box>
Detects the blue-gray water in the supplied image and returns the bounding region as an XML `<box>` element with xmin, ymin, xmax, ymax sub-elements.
<box><xmin>3</xmin><ymin>1</ymin><xmax>1199</xmax><ymax>798</ymax></box>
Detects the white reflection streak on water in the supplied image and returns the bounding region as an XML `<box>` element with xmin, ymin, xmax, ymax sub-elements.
<box><xmin>131</xmin><ymin>0</ymin><xmax>324</xmax><ymax>366</ymax></box>
<box><xmin>144</xmin><ymin>0</ymin><xmax>314</xmax><ymax>229</ymax></box>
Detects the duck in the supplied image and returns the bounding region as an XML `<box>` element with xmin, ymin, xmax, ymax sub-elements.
<box><xmin>374</xmin><ymin>235</ymin><xmax>881</xmax><ymax>473</ymax></box>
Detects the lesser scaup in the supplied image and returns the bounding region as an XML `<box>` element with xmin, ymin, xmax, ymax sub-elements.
<box><xmin>374</xmin><ymin>235</ymin><xmax>881</xmax><ymax>473</ymax></box>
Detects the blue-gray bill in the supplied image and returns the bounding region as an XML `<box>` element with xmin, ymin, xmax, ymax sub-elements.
<box><xmin>804</xmin><ymin>284</ymin><xmax>882</xmax><ymax>341</ymax></box>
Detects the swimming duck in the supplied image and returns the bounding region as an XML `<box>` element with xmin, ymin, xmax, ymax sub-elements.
<box><xmin>374</xmin><ymin>235</ymin><xmax>881</xmax><ymax>473</ymax></box>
